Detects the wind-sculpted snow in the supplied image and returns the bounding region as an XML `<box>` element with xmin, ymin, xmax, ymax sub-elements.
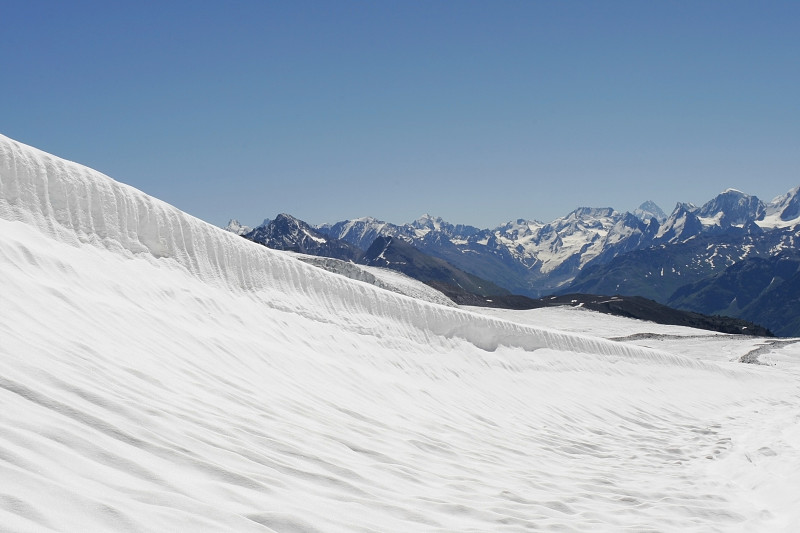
<box><xmin>293</xmin><ymin>253</ymin><xmax>458</xmax><ymax>307</ymax></box>
<box><xmin>2</xmin><ymin>133</ymin><xmax>800</xmax><ymax>532</ymax></box>
<box><xmin>0</xmin><ymin>134</ymin><xmax>710</xmax><ymax>366</ymax></box>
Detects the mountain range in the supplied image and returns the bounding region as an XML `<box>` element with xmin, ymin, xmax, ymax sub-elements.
<box><xmin>314</xmin><ymin>189</ymin><xmax>798</xmax><ymax>296</ymax></box>
<box><xmin>230</xmin><ymin>188</ymin><xmax>799</xmax><ymax>335</ymax></box>
<box><xmin>230</xmin><ymin>186</ymin><xmax>800</xmax><ymax>335</ymax></box>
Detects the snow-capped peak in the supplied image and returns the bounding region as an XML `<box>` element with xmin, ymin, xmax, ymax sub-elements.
<box><xmin>412</xmin><ymin>213</ymin><xmax>446</xmax><ymax>230</ymax></box>
<box><xmin>224</xmin><ymin>219</ymin><xmax>252</xmax><ymax>236</ymax></box>
<box><xmin>633</xmin><ymin>201</ymin><xmax>667</xmax><ymax>223</ymax></box>
<box><xmin>655</xmin><ymin>203</ymin><xmax>702</xmax><ymax>242</ymax></box>
<box><xmin>698</xmin><ymin>189</ymin><xmax>764</xmax><ymax>227</ymax></box>
<box><xmin>759</xmin><ymin>185</ymin><xmax>800</xmax><ymax>228</ymax></box>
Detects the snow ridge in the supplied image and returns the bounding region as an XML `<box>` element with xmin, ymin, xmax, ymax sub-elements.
<box><xmin>0</xmin><ymin>133</ymin><xmax>712</xmax><ymax>368</ymax></box>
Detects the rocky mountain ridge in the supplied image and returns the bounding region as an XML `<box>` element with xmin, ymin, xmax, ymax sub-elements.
<box><xmin>310</xmin><ymin>187</ymin><xmax>800</xmax><ymax>298</ymax></box>
<box><xmin>229</xmin><ymin>185</ymin><xmax>800</xmax><ymax>335</ymax></box>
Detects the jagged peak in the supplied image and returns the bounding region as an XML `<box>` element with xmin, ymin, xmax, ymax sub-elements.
<box><xmin>223</xmin><ymin>219</ymin><xmax>252</xmax><ymax>236</ymax></box>
<box><xmin>271</xmin><ymin>214</ymin><xmax>328</xmax><ymax>239</ymax></box>
<box><xmin>633</xmin><ymin>201</ymin><xmax>667</xmax><ymax>223</ymax></box>
<box><xmin>565</xmin><ymin>207</ymin><xmax>616</xmax><ymax>219</ymax></box>
<box><xmin>671</xmin><ymin>202</ymin><xmax>698</xmax><ymax>214</ymax></box>
<box><xmin>761</xmin><ymin>185</ymin><xmax>800</xmax><ymax>226</ymax></box>
<box><xmin>410</xmin><ymin>213</ymin><xmax>455</xmax><ymax>235</ymax></box>
<box><xmin>413</xmin><ymin>213</ymin><xmax>447</xmax><ymax>226</ymax></box>
<box><xmin>637</xmin><ymin>200</ymin><xmax>663</xmax><ymax>211</ymax></box>
<box><xmin>274</xmin><ymin>212</ymin><xmax>302</xmax><ymax>224</ymax></box>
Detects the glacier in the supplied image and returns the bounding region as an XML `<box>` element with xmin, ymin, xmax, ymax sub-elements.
<box><xmin>1</xmin><ymin>133</ymin><xmax>800</xmax><ymax>531</ymax></box>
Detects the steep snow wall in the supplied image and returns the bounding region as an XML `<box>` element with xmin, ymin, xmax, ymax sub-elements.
<box><xmin>292</xmin><ymin>253</ymin><xmax>458</xmax><ymax>307</ymax></box>
<box><xmin>0</xmin><ymin>134</ymin><xmax>719</xmax><ymax>368</ymax></box>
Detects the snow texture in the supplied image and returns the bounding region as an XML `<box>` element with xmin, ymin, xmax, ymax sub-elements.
<box><xmin>759</xmin><ymin>186</ymin><xmax>800</xmax><ymax>229</ymax></box>
<box><xmin>290</xmin><ymin>252</ymin><xmax>458</xmax><ymax>307</ymax></box>
<box><xmin>2</xmin><ymin>133</ymin><xmax>800</xmax><ymax>532</ymax></box>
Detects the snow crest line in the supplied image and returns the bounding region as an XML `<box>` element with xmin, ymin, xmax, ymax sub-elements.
<box><xmin>0</xmin><ymin>134</ymin><xmax>724</xmax><ymax>368</ymax></box>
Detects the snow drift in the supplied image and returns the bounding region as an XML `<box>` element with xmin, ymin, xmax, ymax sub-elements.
<box><xmin>2</xmin><ymin>133</ymin><xmax>800</xmax><ymax>532</ymax></box>
<box><xmin>0</xmin><ymin>134</ymin><xmax>707</xmax><ymax>365</ymax></box>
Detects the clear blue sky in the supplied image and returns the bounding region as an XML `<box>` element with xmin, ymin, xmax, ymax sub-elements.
<box><xmin>2</xmin><ymin>1</ymin><xmax>798</xmax><ymax>228</ymax></box>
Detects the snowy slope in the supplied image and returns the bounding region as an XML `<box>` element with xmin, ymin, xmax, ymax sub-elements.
<box><xmin>2</xmin><ymin>133</ymin><xmax>800</xmax><ymax>531</ymax></box>
<box><xmin>289</xmin><ymin>252</ymin><xmax>458</xmax><ymax>307</ymax></box>
<box><xmin>759</xmin><ymin>186</ymin><xmax>800</xmax><ymax>229</ymax></box>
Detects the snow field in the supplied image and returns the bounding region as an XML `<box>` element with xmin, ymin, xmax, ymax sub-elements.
<box><xmin>1</xmin><ymin>133</ymin><xmax>800</xmax><ymax>531</ymax></box>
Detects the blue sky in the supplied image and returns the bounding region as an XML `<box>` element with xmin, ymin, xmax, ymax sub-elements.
<box><xmin>2</xmin><ymin>1</ymin><xmax>798</xmax><ymax>228</ymax></box>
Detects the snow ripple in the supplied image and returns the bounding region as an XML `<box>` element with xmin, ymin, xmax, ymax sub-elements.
<box><xmin>2</xmin><ymin>133</ymin><xmax>800</xmax><ymax>531</ymax></box>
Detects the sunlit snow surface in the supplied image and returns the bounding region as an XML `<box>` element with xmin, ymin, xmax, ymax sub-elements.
<box><xmin>2</xmin><ymin>134</ymin><xmax>800</xmax><ymax>532</ymax></box>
